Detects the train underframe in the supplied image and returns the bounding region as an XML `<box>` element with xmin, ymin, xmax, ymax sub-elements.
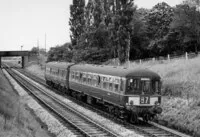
<box><xmin>46</xmin><ymin>80</ymin><xmax>162</xmax><ymax>123</ymax></box>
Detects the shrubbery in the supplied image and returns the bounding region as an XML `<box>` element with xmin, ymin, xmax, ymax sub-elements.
<box><xmin>0</xmin><ymin>84</ymin><xmax>16</xmax><ymax>129</ymax></box>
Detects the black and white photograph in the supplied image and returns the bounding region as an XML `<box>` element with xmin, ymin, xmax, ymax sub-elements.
<box><xmin>0</xmin><ymin>0</ymin><xmax>199</xmax><ymax>136</ymax></box>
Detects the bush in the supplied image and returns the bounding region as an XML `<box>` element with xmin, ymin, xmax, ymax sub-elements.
<box><xmin>0</xmin><ymin>89</ymin><xmax>15</xmax><ymax>129</ymax></box>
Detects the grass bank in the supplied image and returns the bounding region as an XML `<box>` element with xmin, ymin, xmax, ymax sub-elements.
<box><xmin>0</xmin><ymin>69</ymin><xmax>50</xmax><ymax>137</ymax></box>
<box><xmin>129</xmin><ymin>56</ymin><xmax>200</xmax><ymax>136</ymax></box>
<box><xmin>26</xmin><ymin>56</ymin><xmax>200</xmax><ymax>136</ymax></box>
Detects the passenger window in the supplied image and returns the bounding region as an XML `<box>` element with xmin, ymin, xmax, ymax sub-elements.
<box><xmin>109</xmin><ymin>83</ymin><xmax>113</xmax><ymax>91</ymax></box>
<box><xmin>76</xmin><ymin>72</ymin><xmax>79</xmax><ymax>82</ymax></box>
<box><xmin>103</xmin><ymin>82</ymin><xmax>108</xmax><ymax>89</ymax></box>
<box><xmin>79</xmin><ymin>73</ymin><xmax>83</xmax><ymax>82</ymax></box>
<box><xmin>83</xmin><ymin>73</ymin><xmax>87</xmax><ymax>83</ymax></box>
<box><xmin>88</xmin><ymin>74</ymin><xmax>92</xmax><ymax>85</ymax></box>
<box><xmin>78</xmin><ymin>72</ymin><xmax>80</xmax><ymax>81</ymax></box>
<box><xmin>114</xmin><ymin>84</ymin><xmax>119</xmax><ymax>92</ymax></box>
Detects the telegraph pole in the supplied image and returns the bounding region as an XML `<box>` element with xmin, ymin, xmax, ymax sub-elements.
<box><xmin>37</xmin><ymin>39</ymin><xmax>39</xmax><ymax>64</ymax></box>
<box><xmin>37</xmin><ymin>39</ymin><xmax>39</xmax><ymax>55</ymax></box>
<box><xmin>45</xmin><ymin>33</ymin><xmax>46</xmax><ymax>55</ymax></box>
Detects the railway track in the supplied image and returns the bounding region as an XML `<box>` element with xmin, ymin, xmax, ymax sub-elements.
<box><xmin>2</xmin><ymin>63</ymin><xmax>191</xmax><ymax>137</ymax></box>
<box><xmin>2</xmin><ymin>65</ymin><xmax>119</xmax><ymax>137</ymax></box>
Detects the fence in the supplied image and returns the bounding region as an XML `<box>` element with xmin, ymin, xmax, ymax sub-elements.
<box><xmin>132</xmin><ymin>52</ymin><xmax>200</xmax><ymax>65</ymax></box>
<box><xmin>104</xmin><ymin>51</ymin><xmax>200</xmax><ymax>66</ymax></box>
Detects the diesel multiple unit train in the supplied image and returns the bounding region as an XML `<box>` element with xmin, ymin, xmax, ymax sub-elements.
<box><xmin>45</xmin><ymin>62</ymin><xmax>162</xmax><ymax>122</ymax></box>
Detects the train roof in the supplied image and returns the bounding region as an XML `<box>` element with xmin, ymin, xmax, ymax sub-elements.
<box><xmin>45</xmin><ymin>62</ymin><xmax>160</xmax><ymax>79</ymax></box>
<box><xmin>70</xmin><ymin>64</ymin><xmax>160</xmax><ymax>79</ymax></box>
<box><xmin>45</xmin><ymin>62</ymin><xmax>74</xmax><ymax>69</ymax></box>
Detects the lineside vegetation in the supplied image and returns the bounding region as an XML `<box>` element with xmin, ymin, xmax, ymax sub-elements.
<box><xmin>129</xmin><ymin>55</ymin><xmax>200</xmax><ymax>136</ymax></box>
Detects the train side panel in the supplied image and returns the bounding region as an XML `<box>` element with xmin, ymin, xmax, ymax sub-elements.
<box><xmin>45</xmin><ymin>62</ymin><xmax>74</xmax><ymax>90</ymax></box>
<box><xmin>69</xmin><ymin>80</ymin><xmax>123</xmax><ymax>106</ymax></box>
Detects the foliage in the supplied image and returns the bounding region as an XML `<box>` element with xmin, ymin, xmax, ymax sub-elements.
<box><xmin>30</xmin><ymin>47</ymin><xmax>46</xmax><ymax>55</ymax></box>
<box><xmin>69</xmin><ymin>0</ymin><xmax>85</xmax><ymax>46</ymax></box>
<box><xmin>47</xmin><ymin>43</ymin><xmax>73</xmax><ymax>62</ymax></box>
<box><xmin>129</xmin><ymin>8</ymin><xmax>150</xmax><ymax>59</ymax></box>
<box><xmin>47</xmin><ymin>0</ymin><xmax>200</xmax><ymax>64</ymax></box>
<box><xmin>30</xmin><ymin>47</ymin><xmax>39</xmax><ymax>54</ymax></box>
<box><xmin>69</xmin><ymin>0</ymin><xmax>137</xmax><ymax>64</ymax></box>
<box><xmin>170</xmin><ymin>2</ymin><xmax>200</xmax><ymax>53</ymax></box>
<box><xmin>0</xmin><ymin>91</ymin><xmax>14</xmax><ymax>128</ymax></box>
<box><xmin>115</xmin><ymin>0</ymin><xmax>136</xmax><ymax>63</ymax></box>
<box><xmin>146</xmin><ymin>2</ymin><xmax>174</xmax><ymax>56</ymax></box>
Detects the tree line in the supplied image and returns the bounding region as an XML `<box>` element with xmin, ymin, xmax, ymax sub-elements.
<box><xmin>47</xmin><ymin>0</ymin><xmax>200</xmax><ymax>64</ymax></box>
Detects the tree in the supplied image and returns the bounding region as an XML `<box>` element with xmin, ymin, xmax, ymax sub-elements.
<box><xmin>69</xmin><ymin>0</ymin><xmax>85</xmax><ymax>46</ymax></box>
<box><xmin>129</xmin><ymin>8</ymin><xmax>150</xmax><ymax>59</ymax></box>
<box><xmin>30</xmin><ymin>47</ymin><xmax>39</xmax><ymax>55</ymax></box>
<box><xmin>183</xmin><ymin>0</ymin><xmax>200</xmax><ymax>52</ymax></box>
<box><xmin>146</xmin><ymin>2</ymin><xmax>174</xmax><ymax>56</ymax></box>
<box><xmin>47</xmin><ymin>43</ymin><xmax>73</xmax><ymax>62</ymax></box>
<box><xmin>113</xmin><ymin>0</ymin><xmax>136</xmax><ymax>64</ymax></box>
<box><xmin>171</xmin><ymin>3</ymin><xmax>200</xmax><ymax>53</ymax></box>
<box><xmin>30</xmin><ymin>47</ymin><xmax>47</xmax><ymax>55</ymax></box>
<box><xmin>72</xmin><ymin>0</ymin><xmax>115</xmax><ymax>64</ymax></box>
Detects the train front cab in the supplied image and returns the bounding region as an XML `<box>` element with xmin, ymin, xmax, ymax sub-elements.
<box><xmin>124</xmin><ymin>77</ymin><xmax>162</xmax><ymax>122</ymax></box>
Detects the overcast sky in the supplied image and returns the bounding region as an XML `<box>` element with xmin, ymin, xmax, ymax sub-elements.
<box><xmin>0</xmin><ymin>0</ymin><xmax>183</xmax><ymax>51</ymax></box>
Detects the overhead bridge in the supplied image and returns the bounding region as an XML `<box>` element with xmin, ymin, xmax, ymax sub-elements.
<box><xmin>0</xmin><ymin>51</ymin><xmax>30</xmax><ymax>68</ymax></box>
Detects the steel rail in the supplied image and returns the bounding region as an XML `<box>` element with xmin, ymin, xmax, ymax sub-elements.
<box><xmin>5</xmin><ymin>63</ymin><xmax>192</xmax><ymax>137</ymax></box>
<box><xmin>4</xmin><ymin>66</ymin><xmax>119</xmax><ymax>137</ymax></box>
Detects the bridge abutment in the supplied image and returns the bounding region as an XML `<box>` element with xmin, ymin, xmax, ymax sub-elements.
<box><xmin>22</xmin><ymin>56</ymin><xmax>28</xmax><ymax>68</ymax></box>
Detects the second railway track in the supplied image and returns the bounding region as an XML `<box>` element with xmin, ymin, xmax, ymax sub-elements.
<box><xmin>3</xmin><ymin>65</ymin><xmax>120</xmax><ymax>137</ymax></box>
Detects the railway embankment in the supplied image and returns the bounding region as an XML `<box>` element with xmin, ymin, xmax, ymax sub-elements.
<box><xmin>0</xmin><ymin>69</ymin><xmax>51</xmax><ymax>137</ymax></box>
<box><xmin>2</xmin><ymin>69</ymin><xmax>76</xmax><ymax>137</ymax></box>
<box><xmin>129</xmin><ymin>55</ymin><xmax>200</xmax><ymax>137</ymax></box>
<box><xmin>26</xmin><ymin>55</ymin><xmax>200</xmax><ymax>137</ymax></box>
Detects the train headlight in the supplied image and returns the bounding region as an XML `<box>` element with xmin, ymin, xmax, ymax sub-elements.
<box><xmin>130</xmin><ymin>100</ymin><xmax>134</xmax><ymax>105</ymax></box>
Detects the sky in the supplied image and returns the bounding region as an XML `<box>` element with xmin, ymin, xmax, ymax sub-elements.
<box><xmin>0</xmin><ymin>0</ymin><xmax>183</xmax><ymax>51</ymax></box>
